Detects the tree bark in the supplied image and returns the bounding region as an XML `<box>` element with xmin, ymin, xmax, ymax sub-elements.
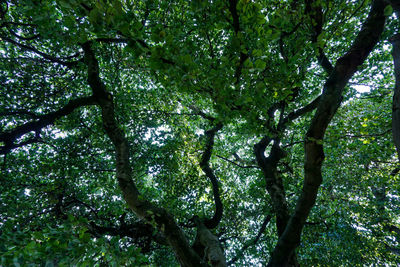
<box><xmin>193</xmin><ymin>216</ymin><xmax>227</xmax><ymax>267</ymax></box>
<box><xmin>254</xmin><ymin>138</ymin><xmax>290</xmax><ymax>237</ymax></box>
<box><xmin>0</xmin><ymin>96</ymin><xmax>96</xmax><ymax>154</ymax></box>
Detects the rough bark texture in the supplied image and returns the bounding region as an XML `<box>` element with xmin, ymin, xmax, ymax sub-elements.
<box><xmin>254</xmin><ymin>89</ymin><xmax>322</xmax><ymax>266</ymax></box>
<box><xmin>193</xmin><ymin>216</ymin><xmax>227</xmax><ymax>267</ymax></box>
<box><xmin>268</xmin><ymin>1</ymin><xmax>387</xmax><ymax>266</ymax></box>
<box><xmin>82</xmin><ymin>42</ymin><xmax>208</xmax><ymax>267</ymax></box>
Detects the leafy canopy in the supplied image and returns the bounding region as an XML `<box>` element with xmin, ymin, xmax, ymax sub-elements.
<box><xmin>0</xmin><ymin>0</ymin><xmax>399</xmax><ymax>266</ymax></box>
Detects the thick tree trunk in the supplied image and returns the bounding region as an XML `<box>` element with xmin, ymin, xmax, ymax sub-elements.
<box><xmin>267</xmin><ymin>1</ymin><xmax>387</xmax><ymax>266</ymax></box>
<box><xmin>193</xmin><ymin>216</ymin><xmax>227</xmax><ymax>267</ymax></box>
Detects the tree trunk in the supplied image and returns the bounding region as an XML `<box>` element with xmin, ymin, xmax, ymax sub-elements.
<box><xmin>193</xmin><ymin>216</ymin><xmax>227</xmax><ymax>267</ymax></box>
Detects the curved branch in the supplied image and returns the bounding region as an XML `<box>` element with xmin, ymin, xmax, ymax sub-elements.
<box><xmin>200</xmin><ymin>123</ymin><xmax>224</xmax><ymax>229</ymax></box>
<box><xmin>82</xmin><ymin>42</ymin><xmax>208</xmax><ymax>267</ymax></box>
<box><xmin>1</xmin><ymin>36</ymin><xmax>80</xmax><ymax>67</ymax></box>
<box><xmin>254</xmin><ymin>138</ymin><xmax>290</xmax><ymax>237</ymax></box>
<box><xmin>305</xmin><ymin>0</ymin><xmax>334</xmax><ymax>74</ymax></box>
<box><xmin>253</xmin><ymin>136</ymin><xmax>298</xmax><ymax>265</ymax></box>
<box><xmin>0</xmin><ymin>96</ymin><xmax>96</xmax><ymax>154</ymax></box>
<box><xmin>227</xmin><ymin>0</ymin><xmax>249</xmax><ymax>84</ymax></box>
<box><xmin>279</xmin><ymin>95</ymin><xmax>321</xmax><ymax>129</ymax></box>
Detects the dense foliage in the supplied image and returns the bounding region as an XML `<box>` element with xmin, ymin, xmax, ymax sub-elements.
<box><xmin>1</xmin><ymin>0</ymin><xmax>400</xmax><ymax>266</ymax></box>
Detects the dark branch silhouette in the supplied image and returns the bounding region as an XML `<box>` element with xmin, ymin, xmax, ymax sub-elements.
<box><xmin>0</xmin><ymin>96</ymin><xmax>96</xmax><ymax>154</ymax></box>
<box><xmin>200</xmin><ymin>123</ymin><xmax>224</xmax><ymax>229</ymax></box>
<box><xmin>228</xmin><ymin>214</ymin><xmax>272</xmax><ymax>265</ymax></box>
<box><xmin>268</xmin><ymin>1</ymin><xmax>388</xmax><ymax>265</ymax></box>
<box><xmin>1</xmin><ymin>36</ymin><xmax>80</xmax><ymax>67</ymax></box>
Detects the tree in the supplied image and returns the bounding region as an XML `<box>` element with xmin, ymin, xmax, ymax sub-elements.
<box><xmin>1</xmin><ymin>0</ymin><xmax>399</xmax><ymax>266</ymax></box>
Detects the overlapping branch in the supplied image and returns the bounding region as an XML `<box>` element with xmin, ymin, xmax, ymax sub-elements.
<box><xmin>254</xmin><ymin>137</ymin><xmax>290</xmax><ymax>238</ymax></box>
<box><xmin>87</xmin><ymin>219</ymin><xmax>168</xmax><ymax>252</ymax></box>
<box><xmin>268</xmin><ymin>1</ymin><xmax>388</xmax><ymax>265</ymax></box>
<box><xmin>278</xmin><ymin>95</ymin><xmax>321</xmax><ymax>129</ymax></box>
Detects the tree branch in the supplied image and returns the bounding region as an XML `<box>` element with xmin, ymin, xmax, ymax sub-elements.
<box><xmin>279</xmin><ymin>95</ymin><xmax>321</xmax><ymax>130</ymax></box>
<box><xmin>0</xmin><ymin>109</ymin><xmax>39</xmax><ymax>118</ymax></box>
<box><xmin>268</xmin><ymin>1</ymin><xmax>388</xmax><ymax>265</ymax></box>
<box><xmin>7</xmin><ymin>27</ymin><xmax>39</xmax><ymax>41</ymax></box>
<box><xmin>254</xmin><ymin>138</ymin><xmax>290</xmax><ymax>238</ymax></box>
<box><xmin>227</xmin><ymin>214</ymin><xmax>272</xmax><ymax>266</ymax></box>
<box><xmin>200</xmin><ymin>123</ymin><xmax>224</xmax><ymax>229</ymax></box>
<box><xmin>216</xmin><ymin>155</ymin><xmax>258</xmax><ymax>169</ymax></box>
<box><xmin>0</xmin><ymin>96</ymin><xmax>96</xmax><ymax>154</ymax></box>
<box><xmin>1</xmin><ymin>36</ymin><xmax>80</xmax><ymax>67</ymax></box>
<box><xmin>390</xmin><ymin>33</ymin><xmax>400</xmax><ymax>162</ymax></box>
<box><xmin>193</xmin><ymin>216</ymin><xmax>227</xmax><ymax>267</ymax></box>
<box><xmin>188</xmin><ymin>104</ymin><xmax>216</xmax><ymax>121</ymax></box>
<box><xmin>82</xmin><ymin>42</ymin><xmax>208</xmax><ymax>267</ymax></box>
<box><xmin>87</xmin><ymin>219</ymin><xmax>168</xmax><ymax>252</ymax></box>
<box><xmin>228</xmin><ymin>0</ymin><xmax>240</xmax><ymax>33</ymax></box>
<box><xmin>305</xmin><ymin>0</ymin><xmax>334</xmax><ymax>74</ymax></box>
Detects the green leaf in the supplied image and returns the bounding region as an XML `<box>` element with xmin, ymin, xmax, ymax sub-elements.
<box><xmin>384</xmin><ymin>5</ymin><xmax>393</xmax><ymax>16</ymax></box>
<box><xmin>252</xmin><ymin>49</ymin><xmax>262</xmax><ymax>57</ymax></box>
<box><xmin>254</xmin><ymin>59</ymin><xmax>266</xmax><ymax>70</ymax></box>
